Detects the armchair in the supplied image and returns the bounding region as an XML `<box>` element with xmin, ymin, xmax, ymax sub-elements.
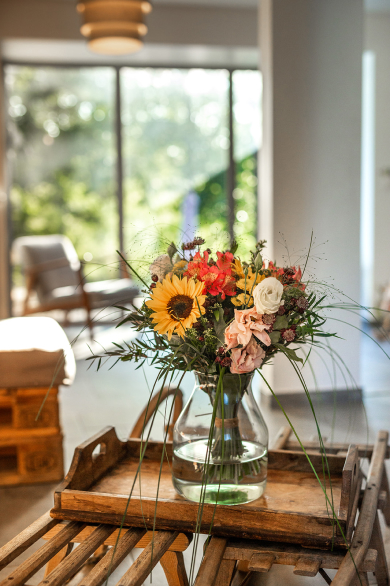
<box><xmin>12</xmin><ymin>235</ymin><xmax>139</xmax><ymax>335</ymax></box>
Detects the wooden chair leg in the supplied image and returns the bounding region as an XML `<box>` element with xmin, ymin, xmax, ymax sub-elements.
<box><xmin>215</xmin><ymin>560</ymin><xmax>236</xmax><ymax>586</ymax></box>
<box><xmin>160</xmin><ymin>551</ymin><xmax>189</xmax><ymax>586</ymax></box>
<box><xmin>44</xmin><ymin>543</ymin><xmax>73</xmax><ymax>577</ymax></box>
<box><xmin>380</xmin><ymin>466</ymin><xmax>390</xmax><ymax>526</ymax></box>
<box><xmin>231</xmin><ymin>561</ymin><xmax>252</xmax><ymax>586</ymax></box>
<box><xmin>370</xmin><ymin>512</ymin><xmax>389</xmax><ymax>586</ymax></box>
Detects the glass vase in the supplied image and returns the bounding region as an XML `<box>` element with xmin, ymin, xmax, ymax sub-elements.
<box><xmin>172</xmin><ymin>371</ymin><xmax>268</xmax><ymax>505</ymax></box>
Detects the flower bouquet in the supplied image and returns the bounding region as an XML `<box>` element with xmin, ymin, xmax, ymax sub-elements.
<box><xmin>94</xmin><ymin>237</ymin><xmax>334</xmax><ymax>506</ymax></box>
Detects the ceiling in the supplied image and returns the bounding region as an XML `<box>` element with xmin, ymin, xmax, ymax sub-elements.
<box><xmin>59</xmin><ymin>0</ymin><xmax>390</xmax><ymax>9</ymax></box>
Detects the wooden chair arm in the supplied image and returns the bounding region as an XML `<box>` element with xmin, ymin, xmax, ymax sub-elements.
<box><xmin>129</xmin><ymin>387</ymin><xmax>183</xmax><ymax>442</ymax></box>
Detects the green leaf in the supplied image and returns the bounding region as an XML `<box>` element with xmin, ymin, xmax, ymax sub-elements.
<box><xmin>274</xmin><ymin>343</ymin><xmax>303</xmax><ymax>363</ymax></box>
<box><xmin>269</xmin><ymin>331</ymin><xmax>281</xmax><ymax>344</ymax></box>
<box><xmin>274</xmin><ymin>315</ymin><xmax>288</xmax><ymax>330</ymax></box>
<box><xmin>213</xmin><ymin>307</ymin><xmax>226</xmax><ymax>345</ymax></box>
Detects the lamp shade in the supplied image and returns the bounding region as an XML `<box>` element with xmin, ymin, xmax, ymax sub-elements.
<box><xmin>77</xmin><ymin>0</ymin><xmax>152</xmax><ymax>55</ymax></box>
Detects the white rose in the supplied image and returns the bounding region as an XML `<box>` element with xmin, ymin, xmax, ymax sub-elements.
<box><xmin>149</xmin><ymin>254</ymin><xmax>173</xmax><ymax>282</ymax></box>
<box><xmin>253</xmin><ymin>277</ymin><xmax>284</xmax><ymax>314</ymax></box>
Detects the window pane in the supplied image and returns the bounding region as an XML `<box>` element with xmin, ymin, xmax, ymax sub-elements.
<box><xmin>233</xmin><ymin>70</ymin><xmax>262</xmax><ymax>254</ymax></box>
<box><xmin>5</xmin><ymin>65</ymin><xmax>117</xmax><ymax>284</ymax></box>
<box><xmin>121</xmin><ymin>68</ymin><xmax>230</xmax><ymax>263</ymax></box>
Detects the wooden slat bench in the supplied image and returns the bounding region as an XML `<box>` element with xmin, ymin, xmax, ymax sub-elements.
<box><xmin>194</xmin><ymin>428</ymin><xmax>390</xmax><ymax>586</ymax></box>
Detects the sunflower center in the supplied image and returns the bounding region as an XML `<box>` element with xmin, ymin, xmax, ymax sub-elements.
<box><xmin>167</xmin><ymin>294</ymin><xmax>193</xmax><ymax>321</ymax></box>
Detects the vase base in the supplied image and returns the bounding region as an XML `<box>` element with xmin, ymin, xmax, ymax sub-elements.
<box><xmin>173</xmin><ymin>478</ymin><xmax>267</xmax><ymax>505</ymax></box>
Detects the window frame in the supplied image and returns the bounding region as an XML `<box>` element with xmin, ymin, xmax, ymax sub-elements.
<box><xmin>2</xmin><ymin>61</ymin><xmax>259</xmax><ymax>309</ymax></box>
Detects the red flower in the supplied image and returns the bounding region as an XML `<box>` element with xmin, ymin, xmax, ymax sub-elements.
<box><xmin>184</xmin><ymin>250</ymin><xmax>237</xmax><ymax>300</ymax></box>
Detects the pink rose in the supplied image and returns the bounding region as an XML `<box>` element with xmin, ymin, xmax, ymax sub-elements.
<box><xmin>224</xmin><ymin>308</ymin><xmax>272</xmax><ymax>350</ymax></box>
<box><xmin>230</xmin><ymin>338</ymin><xmax>265</xmax><ymax>374</ymax></box>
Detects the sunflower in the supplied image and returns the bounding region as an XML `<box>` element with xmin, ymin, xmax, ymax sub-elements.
<box><xmin>146</xmin><ymin>275</ymin><xmax>206</xmax><ymax>340</ymax></box>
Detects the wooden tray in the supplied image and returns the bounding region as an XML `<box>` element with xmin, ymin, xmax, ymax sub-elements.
<box><xmin>50</xmin><ymin>427</ymin><xmax>361</xmax><ymax>549</ymax></box>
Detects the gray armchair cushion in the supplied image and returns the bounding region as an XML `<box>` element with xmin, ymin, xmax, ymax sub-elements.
<box><xmin>0</xmin><ymin>317</ymin><xmax>76</xmax><ymax>388</ymax></box>
<box><xmin>45</xmin><ymin>278</ymin><xmax>139</xmax><ymax>309</ymax></box>
<box><xmin>12</xmin><ymin>235</ymin><xmax>80</xmax><ymax>303</ymax></box>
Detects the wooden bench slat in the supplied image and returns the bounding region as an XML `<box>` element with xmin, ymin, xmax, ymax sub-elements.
<box><xmin>38</xmin><ymin>525</ymin><xmax>116</xmax><ymax>586</ymax></box>
<box><xmin>43</xmin><ymin>524</ymin><xmax>191</xmax><ymax>552</ymax></box>
<box><xmin>293</xmin><ymin>556</ymin><xmax>321</xmax><ymax>576</ymax></box>
<box><xmin>0</xmin><ymin>511</ymin><xmax>59</xmax><ymax>570</ymax></box>
<box><xmin>115</xmin><ymin>530</ymin><xmax>179</xmax><ymax>586</ymax></box>
<box><xmin>331</xmin><ymin>430</ymin><xmax>389</xmax><ymax>586</ymax></box>
<box><xmin>0</xmin><ymin>522</ymin><xmax>85</xmax><ymax>586</ymax></box>
<box><xmin>194</xmin><ymin>537</ymin><xmax>228</xmax><ymax>586</ymax></box>
<box><xmin>78</xmin><ymin>528</ymin><xmax>147</xmax><ymax>586</ymax></box>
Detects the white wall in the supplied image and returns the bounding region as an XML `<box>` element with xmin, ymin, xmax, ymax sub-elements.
<box><xmin>259</xmin><ymin>0</ymin><xmax>363</xmax><ymax>394</ymax></box>
<box><xmin>365</xmin><ymin>15</ymin><xmax>390</xmax><ymax>307</ymax></box>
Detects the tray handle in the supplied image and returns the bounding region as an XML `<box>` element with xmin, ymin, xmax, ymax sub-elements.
<box><xmin>339</xmin><ymin>444</ymin><xmax>360</xmax><ymax>521</ymax></box>
<box><xmin>57</xmin><ymin>426</ymin><xmax>127</xmax><ymax>493</ymax></box>
<box><xmin>129</xmin><ymin>387</ymin><xmax>183</xmax><ymax>441</ymax></box>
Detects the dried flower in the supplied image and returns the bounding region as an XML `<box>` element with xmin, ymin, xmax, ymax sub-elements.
<box><xmin>262</xmin><ymin>313</ymin><xmax>276</xmax><ymax>326</ymax></box>
<box><xmin>281</xmin><ymin>328</ymin><xmax>296</xmax><ymax>342</ymax></box>
<box><xmin>296</xmin><ymin>296</ymin><xmax>309</xmax><ymax>310</ymax></box>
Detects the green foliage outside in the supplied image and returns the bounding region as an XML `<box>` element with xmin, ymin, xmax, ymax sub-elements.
<box><xmin>6</xmin><ymin>65</ymin><xmax>260</xmax><ymax>285</ymax></box>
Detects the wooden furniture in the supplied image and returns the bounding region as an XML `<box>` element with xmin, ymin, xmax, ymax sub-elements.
<box><xmin>12</xmin><ymin>235</ymin><xmax>139</xmax><ymax>334</ymax></box>
<box><xmin>50</xmin><ymin>427</ymin><xmax>362</xmax><ymax>549</ymax></box>
<box><xmin>194</xmin><ymin>427</ymin><xmax>390</xmax><ymax>586</ymax></box>
<box><xmin>0</xmin><ymin>511</ymin><xmax>192</xmax><ymax>586</ymax></box>
<box><xmin>0</xmin><ymin>386</ymin><xmax>190</xmax><ymax>586</ymax></box>
<box><xmin>0</xmin><ymin>316</ymin><xmax>76</xmax><ymax>487</ymax></box>
<box><xmin>0</xmin><ymin>410</ymin><xmax>388</xmax><ymax>584</ymax></box>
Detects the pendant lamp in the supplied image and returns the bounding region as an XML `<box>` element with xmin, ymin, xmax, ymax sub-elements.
<box><xmin>77</xmin><ymin>0</ymin><xmax>152</xmax><ymax>55</ymax></box>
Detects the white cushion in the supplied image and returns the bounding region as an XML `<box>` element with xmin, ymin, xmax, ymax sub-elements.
<box><xmin>0</xmin><ymin>317</ymin><xmax>76</xmax><ymax>388</ymax></box>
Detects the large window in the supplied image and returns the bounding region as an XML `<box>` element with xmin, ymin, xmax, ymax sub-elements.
<box><xmin>5</xmin><ymin>64</ymin><xmax>261</xmax><ymax>288</ymax></box>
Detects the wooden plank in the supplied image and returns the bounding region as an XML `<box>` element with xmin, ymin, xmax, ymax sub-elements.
<box><xmin>338</xmin><ymin>445</ymin><xmax>359</xmax><ymax>520</ymax></box>
<box><xmin>268</xmin><ymin>449</ymin><xmax>346</xmax><ymax>474</ymax></box>
<box><xmin>369</xmin><ymin>512</ymin><xmax>389</xmax><ymax>586</ymax></box>
<box><xmin>43</xmin><ymin>524</ymin><xmax>191</xmax><ymax>552</ymax></box>
<box><xmin>331</xmin><ymin>430</ymin><xmax>389</xmax><ymax>586</ymax></box>
<box><xmin>38</xmin><ymin>525</ymin><xmax>116</xmax><ymax>586</ymax></box>
<box><xmin>380</xmin><ymin>466</ymin><xmax>390</xmax><ymax>526</ymax></box>
<box><xmin>194</xmin><ymin>538</ymin><xmax>227</xmax><ymax>586</ymax></box>
<box><xmin>346</xmin><ymin>471</ymin><xmax>363</xmax><ymax>542</ymax></box>
<box><xmin>293</xmin><ymin>556</ymin><xmax>321</xmax><ymax>576</ymax></box>
<box><xmin>0</xmin><ymin>511</ymin><xmax>59</xmax><ymax>570</ymax></box>
<box><xmin>286</xmin><ymin>439</ymin><xmax>390</xmax><ymax>459</ymax></box>
<box><xmin>44</xmin><ymin>544</ymin><xmax>73</xmax><ymax>577</ymax></box>
<box><xmin>0</xmin><ymin>522</ymin><xmax>85</xmax><ymax>586</ymax></box>
<box><xmin>214</xmin><ymin>559</ymin><xmax>236</xmax><ymax>586</ymax></box>
<box><xmin>160</xmin><ymin>551</ymin><xmax>189</xmax><ymax>586</ymax></box>
<box><xmin>50</xmin><ymin>488</ymin><xmax>347</xmax><ymax>549</ymax></box>
<box><xmin>224</xmin><ymin>539</ymin><xmax>345</xmax><ymax>569</ymax></box>
<box><xmin>115</xmin><ymin>530</ymin><xmax>179</xmax><ymax>586</ymax></box>
<box><xmin>75</xmin><ymin>528</ymin><xmax>146</xmax><ymax>586</ymax></box>
<box><xmin>248</xmin><ymin>553</ymin><xmax>275</xmax><ymax>572</ymax></box>
<box><xmin>271</xmin><ymin>426</ymin><xmax>292</xmax><ymax>449</ymax></box>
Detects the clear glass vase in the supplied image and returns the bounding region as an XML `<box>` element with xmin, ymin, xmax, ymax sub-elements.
<box><xmin>172</xmin><ymin>371</ymin><xmax>268</xmax><ymax>505</ymax></box>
